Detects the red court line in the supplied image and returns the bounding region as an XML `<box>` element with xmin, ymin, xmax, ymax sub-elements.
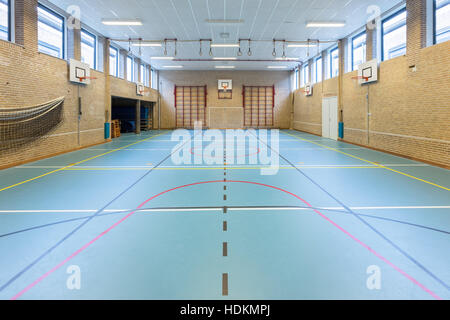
<box><xmin>11</xmin><ymin>180</ymin><xmax>442</xmax><ymax>300</ymax></box>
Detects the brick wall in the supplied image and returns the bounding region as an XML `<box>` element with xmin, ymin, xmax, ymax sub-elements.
<box><xmin>0</xmin><ymin>0</ymin><xmax>158</xmax><ymax>169</ymax></box>
<box><xmin>293</xmin><ymin>40</ymin><xmax>450</xmax><ymax>167</ymax></box>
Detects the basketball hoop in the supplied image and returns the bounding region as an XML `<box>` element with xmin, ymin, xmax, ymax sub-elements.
<box><xmin>221</xmin><ymin>84</ymin><xmax>229</xmax><ymax>92</ymax></box>
<box><xmin>351</xmin><ymin>76</ymin><xmax>369</xmax><ymax>82</ymax></box>
<box><xmin>78</xmin><ymin>76</ymin><xmax>98</xmax><ymax>83</ymax></box>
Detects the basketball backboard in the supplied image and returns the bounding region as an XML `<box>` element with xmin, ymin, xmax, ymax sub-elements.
<box><xmin>69</xmin><ymin>59</ymin><xmax>91</xmax><ymax>85</ymax></box>
<box><xmin>357</xmin><ymin>59</ymin><xmax>378</xmax><ymax>84</ymax></box>
<box><xmin>137</xmin><ymin>83</ymin><xmax>145</xmax><ymax>96</ymax></box>
<box><xmin>218</xmin><ymin>80</ymin><xmax>232</xmax><ymax>91</ymax></box>
<box><xmin>304</xmin><ymin>83</ymin><xmax>313</xmax><ymax>96</ymax></box>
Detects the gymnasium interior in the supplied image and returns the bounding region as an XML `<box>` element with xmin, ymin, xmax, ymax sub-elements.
<box><xmin>0</xmin><ymin>0</ymin><xmax>449</xmax><ymax>301</ymax></box>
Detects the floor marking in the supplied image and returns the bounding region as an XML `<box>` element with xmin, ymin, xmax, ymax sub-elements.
<box><xmin>283</xmin><ymin>131</ymin><xmax>450</xmax><ymax>191</ymax></box>
<box><xmin>0</xmin><ymin>132</ymin><xmax>168</xmax><ymax>193</ymax></box>
<box><xmin>260</xmin><ymin>132</ymin><xmax>450</xmax><ymax>293</ymax></box>
<box><xmin>17</xmin><ymin>163</ymin><xmax>429</xmax><ymax>169</ymax></box>
<box><xmin>222</xmin><ymin>273</ymin><xmax>229</xmax><ymax>296</ymax></box>
<box><xmin>223</xmin><ymin>221</ymin><xmax>228</xmax><ymax>231</ymax></box>
<box><xmin>223</xmin><ymin>242</ymin><xmax>228</xmax><ymax>257</ymax></box>
<box><xmin>2</xmin><ymin>205</ymin><xmax>449</xmax><ymax>214</ymax></box>
<box><xmin>3</xmin><ymin>132</ymin><xmax>197</xmax><ymax>297</ymax></box>
<box><xmin>8</xmin><ymin>180</ymin><xmax>444</xmax><ymax>300</ymax></box>
<box><xmin>2</xmin><ymin>206</ymin><xmax>449</xmax><ymax>240</ymax></box>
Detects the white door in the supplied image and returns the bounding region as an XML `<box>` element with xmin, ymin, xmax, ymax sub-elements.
<box><xmin>322</xmin><ymin>99</ymin><xmax>330</xmax><ymax>138</ymax></box>
<box><xmin>328</xmin><ymin>97</ymin><xmax>338</xmax><ymax>141</ymax></box>
<box><xmin>322</xmin><ymin>97</ymin><xmax>338</xmax><ymax>140</ymax></box>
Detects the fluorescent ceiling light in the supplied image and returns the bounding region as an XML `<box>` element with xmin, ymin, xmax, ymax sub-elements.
<box><xmin>306</xmin><ymin>21</ymin><xmax>346</xmax><ymax>27</ymax></box>
<box><xmin>215</xmin><ymin>66</ymin><xmax>236</xmax><ymax>69</ymax></box>
<box><xmin>205</xmin><ymin>19</ymin><xmax>244</xmax><ymax>24</ymax></box>
<box><xmin>213</xmin><ymin>57</ymin><xmax>237</xmax><ymax>60</ymax></box>
<box><xmin>151</xmin><ymin>57</ymin><xmax>174</xmax><ymax>60</ymax></box>
<box><xmin>210</xmin><ymin>43</ymin><xmax>240</xmax><ymax>48</ymax></box>
<box><xmin>163</xmin><ymin>66</ymin><xmax>183</xmax><ymax>68</ymax></box>
<box><xmin>132</xmin><ymin>42</ymin><xmax>162</xmax><ymax>47</ymax></box>
<box><xmin>267</xmin><ymin>66</ymin><xmax>288</xmax><ymax>69</ymax></box>
<box><xmin>287</xmin><ymin>44</ymin><xmax>318</xmax><ymax>48</ymax></box>
<box><xmin>276</xmin><ymin>57</ymin><xmax>300</xmax><ymax>60</ymax></box>
<box><xmin>102</xmin><ymin>19</ymin><xmax>143</xmax><ymax>26</ymax></box>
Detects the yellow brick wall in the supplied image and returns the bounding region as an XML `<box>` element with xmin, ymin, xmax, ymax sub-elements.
<box><xmin>0</xmin><ymin>0</ymin><xmax>157</xmax><ymax>168</ymax></box>
<box><xmin>293</xmin><ymin>40</ymin><xmax>450</xmax><ymax>167</ymax></box>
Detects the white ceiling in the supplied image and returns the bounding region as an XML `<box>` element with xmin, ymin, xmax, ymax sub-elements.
<box><xmin>48</xmin><ymin>0</ymin><xmax>402</xmax><ymax>70</ymax></box>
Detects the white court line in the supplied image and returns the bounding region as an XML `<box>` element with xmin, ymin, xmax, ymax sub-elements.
<box><xmin>17</xmin><ymin>163</ymin><xmax>429</xmax><ymax>169</ymax></box>
<box><xmin>1</xmin><ymin>206</ymin><xmax>449</xmax><ymax>214</ymax></box>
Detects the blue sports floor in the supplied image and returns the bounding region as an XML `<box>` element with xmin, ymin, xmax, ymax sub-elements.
<box><xmin>0</xmin><ymin>129</ymin><xmax>449</xmax><ymax>300</ymax></box>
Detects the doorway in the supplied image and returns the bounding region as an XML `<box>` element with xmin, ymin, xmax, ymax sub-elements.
<box><xmin>322</xmin><ymin>96</ymin><xmax>338</xmax><ymax>140</ymax></box>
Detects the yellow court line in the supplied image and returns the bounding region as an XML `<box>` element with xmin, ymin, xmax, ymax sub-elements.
<box><xmin>283</xmin><ymin>131</ymin><xmax>450</xmax><ymax>191</ymax></box>
<box><xmin>0</xmin><ymin>132</ymin><xmax>168</xmax><ymax>193</ymax></box>
<box><xmin>63</xmin><ymin>166</ymin><xmax>382</xmax><ymax>171</ymax></box>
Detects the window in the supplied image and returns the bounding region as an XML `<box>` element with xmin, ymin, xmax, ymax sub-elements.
<box><xmin>127</xmin><ymin>56</ymin><xmax>134</xmax><ymax>82</ymax></box>
<box><xmin>301</xmin><ymin>63</ymin><xmax>309</xmax><ymax>87</ymax></box>
<box><xmin>294</xmin><ymin>68</ymin><xmax>299</xmax><ymax>90</ymax></box>
<box><xmin>140</xmin><ymin>64</ymin><xmax>149</xmax><ymax>86</ymax></box>
<box><xmin>0</xmin><ymin>0</ymin><xmax>10</xmax><ymax>41</ymax></box>
<box><xmin>330</xmin><ymin>47</ymin><xmax>339</xmax><ymax>78</ymax></box>
<box><xmin>351</xmin><ymin>32</ymin><xmax>366</xmax><ymax>71</ymax></box>
<box><xmin>151</xmin><ymin>68</ymin><xmax>158</xmax><ymax>89</ymax></box>
<box><xmin>38</xmin><ymin>5</ymin><xmax>65</xmax><ymax>59</ymax></box>
<box><xmin>109</xmin><ymin>46</ymin><xmax>118</xmax><ymax>77</ymax></box>
<box><xmin>81</xmin><ymin>29</ymin><xmax>96</xmax><ymax>69</ymax></box>
<box><xmin>435</xmin><ymin>0</ymin><xmax>450</xmax><ymax>44</ymax></box>
<box><xmin>315</xmin><ymin>56</ymin><xmax>322</xmax><ymax>83</ymax></box>
<box><xmin>382</xmin><ymin>9</ymin><xmax>407</xmax><ymax>61</ymax></box>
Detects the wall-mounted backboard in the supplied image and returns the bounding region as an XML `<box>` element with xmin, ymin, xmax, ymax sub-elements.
<box><xmin>358</xmin><ymin>59</ymin><xmax>378</xmax><ymax>85</ymax></box>
<box><xmin>218</xmin><ymin>79</ymin><xmax>232</xmax><ymax>91</ymax></box>
<box><xmin>69</xmin><ymin>59</ymin><xmax>91</xmax><ymax>85</ymax></box>
<box><xmin>137</xmin><ymin>83</ymin><xmax>145</xmax><ymax>96</ymax></box>
<box><xmin>304</xmin><ymin>83</ymin><xmax>313</xmax><ymax>96</ymax></box>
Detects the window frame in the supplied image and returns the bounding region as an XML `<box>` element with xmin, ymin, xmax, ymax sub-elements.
<box><xmin>0</xmin><ymin>0</ymin><xmax>11</xmax><ymax>42</ymax></box>
<box><xmin>37</xmin><ymin>4</ymin><xmax>66</xmax><ymax>59</ymax></box>
<box><xmin>151</xmin><ymin>68</ymin><xmax>158</xmax><ymax>89</ymax></box>
<box><xmin>434</xmin><ymin>0</ymin><xmax>450</xmax><ymax>44</ymax></box>
<box><xmin>351</xmin><ymin>30</ymin><xmax>366</xmax><ymax>71</ymax></box>
<box><xmin>329</xmin><ymin>46</ymin><xmax>339</xmax><ymax>79</ymax></box>
<box><xmin>109</xmin><ymin>46</ymin><xmax>119</xmax><ymax>77</ymax></box>
<box><xmin>80</xmin><ymin>28</ymin><xmax>97</xmax><ymax>70</ymax></box>
<box><xmin>381</xmin><ymin>8</ymin><xmax>407</xmax><ymax>61</ymax></box>
<box><xmin>126</xmin><ymin>56</ymin><xmax>134</xmax><ymax>82</ymax></box>
<box><xmin>303</xmin><ymin>63</ymin><xmax>309</xmax><ymax>85</ymax></box>
<box><xmin>315</xmin><ymin>56</ymin><xmax>322</xmax><ymax>83</ymax></box>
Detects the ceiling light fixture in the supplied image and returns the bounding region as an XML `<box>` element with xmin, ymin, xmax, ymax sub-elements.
<box><xmin>306</xmin><ymin>21</ymin><xmax>346</xmax><ymax>28</ymax></box>
<box><xmin>151</xmin><ymin>57</ymin><xmax>174</xmax><ymax>60</ymax></box>
<box><xmin>132</xmin><ymin>42</ymin><xmax>162</xmax><ymax>47</ymax></box>
<box><xmin>276</xmin><ymin>57</ymin><xmax>299</xmax><ymax>60</ymax></box>
<box><xmin>287</xmin><ymin>44</ymin><xmax>318</xmax><ymax>48</ymax></box>
<box><xmin>210</xmin><ymin>43</ymin><xmax>240</xmax><ymax>48</ymax></box>
<box><xmin>205</xmin><ymin>19</ymin><xmax>244</xmax><ymax>24</ymax></box>
<box><xmin>213</xmin><ymin>57</ymin><xmax>237</xmax><ymax>60</ymax></box>
<box><xmin>163</xmin><ymin>66</ymin><xmax>183</xmax><ymax>68</ymax></box>
<box><xmin>102</xmin><ymin>19</ymin><xmax>143</xmax><ymax>26</ymax></box>
<box><xmin>267</xmin><ymin>66</ymin><xmax>288</xmax><ymax>69</ymax></box>
<box><xmin>215</xmin><ymin>66</ymin><xmax>236</xmax><ymax>69</ymax></box>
